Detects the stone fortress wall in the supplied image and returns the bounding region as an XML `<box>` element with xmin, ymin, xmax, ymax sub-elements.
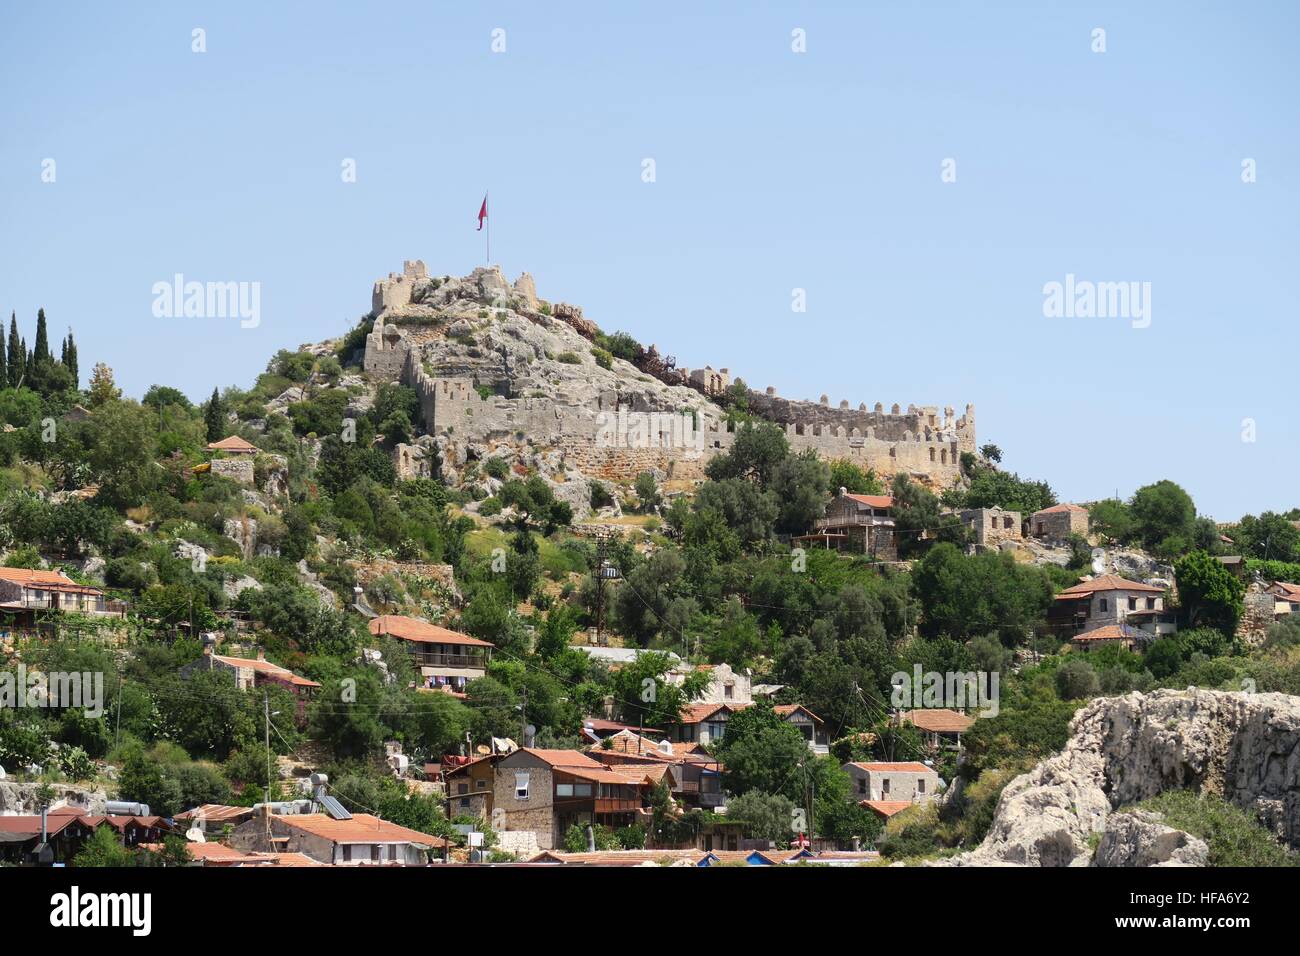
<box><xmin>364</xmin><ymin>261</ymin><xmax>973</xmax><ymax>486</ymax></box>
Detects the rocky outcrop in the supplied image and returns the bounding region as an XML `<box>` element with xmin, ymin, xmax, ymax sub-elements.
<box><xmin>944</xmin><ymin>689</ymin><xmax>1300</xmax><ymax>866</ymax></box>
<box><xmin>1093</xmin><ymin>811</ymin><xmax>1208</xmax><ymax>867</ymax></box>
<box><xmin>0</xmin><ymin>780</ymin><xmax>108</xmax><ymax>816</ymax></box>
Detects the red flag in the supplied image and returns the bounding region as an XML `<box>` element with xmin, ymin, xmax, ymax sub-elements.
<box><xmin>477</xmin><ymin>194</ymin><xmax>488</xmax><ymax>231</ymax></box>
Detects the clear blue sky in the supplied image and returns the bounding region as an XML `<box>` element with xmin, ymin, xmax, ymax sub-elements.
<box><xmin>1</xmin><ymin>1</ymin><xmax>1296</xmax><ymax>520</ymax></box>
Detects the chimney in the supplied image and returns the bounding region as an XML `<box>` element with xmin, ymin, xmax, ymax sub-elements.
<box><xmin>256</xmin><ymin>649</ymin><xmax>265</xmax><ymax>662</ymax></box>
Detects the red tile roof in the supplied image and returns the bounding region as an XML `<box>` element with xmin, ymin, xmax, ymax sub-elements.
<box><xmin>847</xmin><ymin>761</ymin><xmax>934</xmax><ymax>774</ymax></box>
<box><xmin>275</xmin><ymin>813</ymin><xmax>447</xmax><ymax>847</ymax></box>
<box><xmin>1071</xmin><ymin>624</ymin><xmax>1135</xmax><ymax>644</ymax></box>
<box><xmin>1033</xmin><ymin>503</ymin><xmax>1088</xmax><ymax>516</ymax></box>
<box><xmin>207</xmin><ymin>435</ymin><xmax>258</xmax><ymax>452</ymax></box>
<box><xmin>369</xmin><ymin>615</ymin><xmax>494</xmax><ymax>647</ymax></box>
<box><xmin>900</xmin><ymin>708</ymin><xmax>975</xmax><ymax>733</ymax></box>
<box><xmin>845</xmin><ymin>494</ymin><xmax>893</xmax><ymax>509</ymax></box>
<box><xmin>861</xmin><ymin>800</ymin><xmax>915</xmax><ymax>818</ymax></box>
<box><xmin>212</xmin><ymin>654</ymin><xmax>321</xmax><ymax>688</ymax></box>
<box><xmin>1056</xmin><ymin>574</ymin><xmax>1164</xmax><ymax>596</ymax></box>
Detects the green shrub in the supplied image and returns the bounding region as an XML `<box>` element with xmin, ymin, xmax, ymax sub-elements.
<box><xmin>591</xmin><ymin>347</ymin><xmax>613</xmax><ymax>370</ymax></box>
<box><xmin>1137</xmin><ymin>791</ymin><xmax>1299</xmax><ymax>867</ymax></box>
<box><xmin>555</xmin><ymin>352</ymin><xmax>582</xmax><ymax>365</ymax></box>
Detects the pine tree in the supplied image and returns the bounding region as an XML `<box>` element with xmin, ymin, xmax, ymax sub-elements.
<box><xmin>6</xmin><ymin>315</ymin><xmax>19</xmax><ymax>388</ymax></box>
<box><xmin>33</xmin><ymin>308</ymin><xmax>50</xmax><ymax>365</ymax></box>
<box><xmin>205</xmin><ymin>386</ymin><xmax>224</xmax><ymax>442</ymax></box>
<box><xmin>0</xmin><ymin>313</ymin><xmax>8</xmax><ymax>389</ymax></box>
<box><xmin>18</xmin><ymin>338</ymin><xmax>27</xmax><ymax>387</ymax></box>
<box><xmin>87</xmin><ymin>361</ymin><xmax>121</xmax><ymax>407</ymax></box>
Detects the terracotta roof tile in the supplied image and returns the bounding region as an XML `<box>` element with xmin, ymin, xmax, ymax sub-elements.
<box><xmin>1056</xmin><ymin>574</ymin><xmax>1164</xmax><ymax>596</ymax></box>
<box><xmin>861</xmin><ymin>800</ymin><xmax>915</xmax><ymax>818</ymax></box>
<box><xmin>276</xmin><ymin>813</ymin><xmax>446</xmax><ymax>847</ymax></box>
<box><xmin>369</xmin><ymin>615</ymin><xmax>494</xmax><ymax>647</ymax></box>
<box><xmin>900</xmin><ymin>709</ymin><xmax>975</xmax><ymax>733</ymax></box>
<box><xmin>846</xmin><ymin>761</ymin><xmax>934</xmax><ymax>774</ymax></box>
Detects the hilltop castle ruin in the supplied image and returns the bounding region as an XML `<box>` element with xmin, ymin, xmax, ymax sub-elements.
<box><xmin>363</xmin><ymin>261</ymin><xmax>975</xmax><ymax>487</ymax></box>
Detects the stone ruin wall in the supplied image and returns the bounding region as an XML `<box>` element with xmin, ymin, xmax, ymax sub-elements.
<box><xmin>364</xmin><ymin>263</ymin><xmax>972</xmax><ymax>487</ymax></box>
<box><xmin>408</xmin><ymin>359</ymin><xmax>965</xmax><ymax>485</ymax></box>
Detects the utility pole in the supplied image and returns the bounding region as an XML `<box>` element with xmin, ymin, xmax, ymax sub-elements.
<box><xmin>520</xmin><ymin>685</ymin><xmax>529</xmax><ymax>747</ymax></box>
<box><xmin>264</xmin><ymin>691</ymin><xmax>272</xmax><ymax>839</ymax></box>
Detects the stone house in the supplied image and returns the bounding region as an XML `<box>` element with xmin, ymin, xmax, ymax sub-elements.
<box><xmin>1266</xmin><ymin>581</ymin><xmax>1300</xmax><ymax>615</ymax></box>
<box><xmin>1049</xmin><ymin>574</ymin><xmax>1174</xmax><ymax>638</ymax></box>
<box><xmin>493</xmin><ymin>748</ymin><xmax>648</xmax><ymax>850</ymax></box>
<box><xmin>206</xmin><ymin>435</ymin><xmax>259</xmax><ymax>455</ymax></box>
<box><xmin>229</xmin><ymin>810</ymin><xmax>446</xmax><ymax>865</ymax></box>
<box><xmin>183</xmin><ymin>647</ymin><xmax>320</xmax><ymax>723</ymax></box>
<box><xmin>588</xmin><ymin>730</ymin><xmax>725</xmax><ymax>811</ymax></box>
<box><xmin>958</xmin><ymin>506</ymin><xmax>1021</xmax><ymax>549</ymax></box>
<box><xmin>444</xmin><ymin>755</ymin><xmax>497</xmax><ymax>821</ymax></box>
<box><xmin>1030</xmin><ymin>502</ymin><xmax>1089</xmax><ymax>540</ymax></box>
<box><xmin>1069</xmin><ymin>623</ymin><xmax>1140</xmax><ymax>651</ymax></box>
<box><xmin>666</xmin><ymin>662</ymin><xmax>752</xmax><ymax>705</ymax></box>
<box><xmin>843</xmin><ymin>762</ymin><xmax>939</xmax><ymax>805</ymax></box>
<box><xmin>369</xmin><ymin>614</ymin><xmax>494</xmax><ymax>694</ymax></box>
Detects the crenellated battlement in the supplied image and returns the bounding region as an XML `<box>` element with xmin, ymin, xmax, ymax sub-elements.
<box><xmin>363</xmin><ymin>261</ymin><xmax>974</xmax><ymax>487</ymax></box>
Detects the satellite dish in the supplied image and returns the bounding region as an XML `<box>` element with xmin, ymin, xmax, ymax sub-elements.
<box><xmin>185</xmin><ymin>826</ymin><xmax>206</xmax><ymax>843</ymax></box>
<box><xmin>1090</xmin><ymin>548</ymin><xmax>1107</xmax><ymax>575</ymax></box>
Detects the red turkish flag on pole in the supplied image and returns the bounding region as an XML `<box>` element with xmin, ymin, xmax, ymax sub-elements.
<box><xmin>477</xmin><ymin>194</ymin><xmax>488</xmax><ymax>231</ymax></box>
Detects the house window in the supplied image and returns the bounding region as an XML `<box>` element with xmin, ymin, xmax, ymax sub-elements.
<box><xmin>1128</xmin><ymin>597</ymin><xmax>1136</xmax><ymax>610</ymax></box>
<box><xmin>881</xmin><ymin>778</ymin><xmax>891</xmax><ymax>794</ymax></box>
<box><xmin>857</xmin><ymin>778</ymin><xmax>867</xmax><ymax>794</ymax></box>
<box><xmin>556</xmin><ymin>783</ymin><xmax>573</xmax><ymax>797</ymax></box>
<box><xmin>724</xmin><ymin>684</ymin><xmax>734</xmax><ymax>699</ymax></box>
<box><xmin>515</xmin><ymin>772</ymin><xmax>530</xmax><ymax>799</ymax></box>
<box><xmin>1147</xmin><ymin>598</ymin><xmax>1156</xmax><ymax>609</ymax></box>
<box><xmin>343</xmin><ymin>845</ymin><xmax>353</xmax><ymax>862</ymax></box>
<box><xmin>917</xmin><ymin>779</ymin><xmax>926</xmax><ymax>794</ymax></box>
<box><xmin>574</xmin><ymin>783</ymin><xmax>593</xmax><ymax>798</ymax></box>
<box><xmin>1099</xmin><ymin>598</ymin><xmax>1108</xmax><ymax>612</ymax></box>
<box><xmin>458</xmin><ymin>783</ymin><xmax>469</xmax><ymax>794</ymax></box>
<box><xmin>476</xmin><ymin>779</ymin><xmax>487</xmax><ymax>790</ymax></box>
<box><xmin>370</xmin><ymin>845</ymin><xmax>380</xmax><ymax>862</ymax></box>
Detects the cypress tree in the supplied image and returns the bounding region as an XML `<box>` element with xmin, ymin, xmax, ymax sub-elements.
<box><xmin>63</xmin><ymin>331</ymin><xmax>78</xmax><ymax>387</ymax></box>
<box><xmin>6</xmin><ymin>315</ymin><xmax>19</xmax><ymax>388</ymax></box>
<box><xmin>204</xmin><ymin>386</ymin><xmax>224</xmax><ymax>442</ymax></box>
<box><xmin>34</xmin><ymin>308</ymin><xmax>50</xmax><ymax>365</ymax></box>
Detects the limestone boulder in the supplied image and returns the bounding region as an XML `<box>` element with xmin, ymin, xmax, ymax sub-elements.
<box><xmin>942</xmin><ymin>689</ymin><xmax>1300</xmax><ymax>866</ymax></box>
<box><xmin>1093</xmin><ymin>811</ymin><xmax>1208</xmax><ymax>867</ymax></box>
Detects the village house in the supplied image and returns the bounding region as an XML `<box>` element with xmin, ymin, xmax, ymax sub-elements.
<box><xmin>587</xmin><ymin>729</ymin><xmax>725</xmax><ymax>811</ymax></box>
<box><xmin>844</xmin><ymin>761</ymin><xmax>940</xmax><ymax>806</ymax></box>
<box><xmin>793</xmin><ymin>489</ymin><xmax>896</xmax><ymax>559</ymax></box>
<box><xmin>666</xmin><ymin>662</ymin><xmax>753</xmax><ymax>705</ymax></box>
<box><xmin>183</xmin><ymin>646</ymin><xmax>320</xmax><ymax>722</ymax></box>
<box><xmin>666</xmin><ymin>702</ymin><xmax>829</xmax><ymax>754</ymax></box>
<box><xmin>174</xmin><ymin>804</ymin><xmax>257</xmax><ymax>837</ymax></box>
<box><xmin>0</xmin><ymin>808</ymin><xmax>175</xmax><ymax>865</ymax></box>
<box><xmin>0</xmin><ymin>567</ymin><xmax>126</xmax><ymax>630</ymax></box>
<box><xmin>1048</xmin><ymin>574</ymin><xmax>1174</xmax><ymax>639</ymax></box>
<box><xmin>957</xmin><ymin>506</ymin><xmax>1022</xmax><ymax>550</ymax></box>
<box><xmin>1070</xmin><ymin>622</ymin><xmax>1142</xmax><ymax>651</ymax></box>
<box><xmin>205</xmin><ymin>435</ymin><xmax>259</xmax><ymax>455</ymax></box>
<box><xmin>1266</xmin><ymin>581</ymin><xmax>1300</xmax><ymax>616</ymax></box>
<box><xmin>369</xmin><ymin>614</ymin><xmax>494</xmax><ymax>694</ymax></box>
<box><xmin>899</xmin><ymin>708</ymin><xmax>975</xmax><ymax>752</ymax></box>
<box><xmin>1030</xmin><ymin>502</ymin><xmax>1090</xmax><ymax>540</ymax></box>
<box><xmin>443</xmin><ymin>755</ymin><xmax>497</xmax><ymax>820</ymax></box>
<box><xmin>229</xmin><ymin>809</ymin><xmax>446</xmax><ymax>865</ymax></box>
<box><xmin>492</xmin><ymin>748</ymin><xmax>650</xmax><ymax>850</ymax></box>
